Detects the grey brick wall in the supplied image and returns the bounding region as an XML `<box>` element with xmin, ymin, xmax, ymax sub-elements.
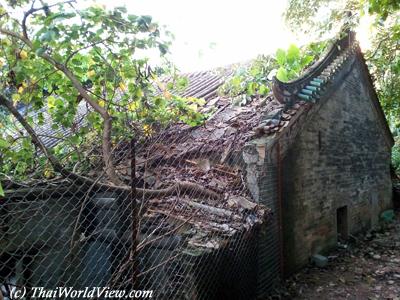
<box><xmin>257</xmin><ymin>161</ymin><xmax>281</xmax><ymax>297</ymax></box>
<box><xmin>281</xmin><ymin>56</ymin><xmax>393</xmax><ymax>274</ymax></box>
<box><xmin>243</xmin><ymin>139</ymin><xmax>282</xmax><ymax>298</ymax></box>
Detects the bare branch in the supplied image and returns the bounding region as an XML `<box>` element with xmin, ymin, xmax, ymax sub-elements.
<box><xmin>137</xmin><ymin>252</ymin><xmax>181</xmax><ymax>278</ymax></box>
<box><xmin>22</xmin><ymin>0</ymin><xmax>76</xmax><ymax>39</ymax></box>
<box><xmin>137</xmin><ymin>208</ymin><xmax>199</xmax><ymax>251</ymax></box>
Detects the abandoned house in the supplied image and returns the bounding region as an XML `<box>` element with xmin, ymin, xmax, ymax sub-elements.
<box><xmin>0</xmin><ymin>30</ymin><xmax>394</xmax><ymax>299</ymax></box>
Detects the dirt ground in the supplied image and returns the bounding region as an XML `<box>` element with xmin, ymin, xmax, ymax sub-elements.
<box><xmin>270</xmin><ymin>210</ymin><xmax>400</xmax><ymax>300</ymax></box>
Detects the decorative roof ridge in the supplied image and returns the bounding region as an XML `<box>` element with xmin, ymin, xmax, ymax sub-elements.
<box><xmin>272</xmin><ymin>30</ymin><xmax>358</xmax><ymax>105</ymax></box>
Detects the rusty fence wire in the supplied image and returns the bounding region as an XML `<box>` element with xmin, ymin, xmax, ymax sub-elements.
<box><xmin>0</xmin><ymin>94</ymin><xmax>277</xmax><ymax>299</ymax></box>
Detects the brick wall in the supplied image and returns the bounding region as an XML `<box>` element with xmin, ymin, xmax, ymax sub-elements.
<box><xmin>243</xmin><ymin>138</ymin><xmax>282</xmax><ymax>297</ymax></box>
<box><xmin>257</xmin><ymin>160</ymin><xmax>281</xmax><ymax>296</ymax></box>
<box><xmin>281</xmin><ymin>55</ymin><xmax>393</xmax><ymax>274</ymax></box>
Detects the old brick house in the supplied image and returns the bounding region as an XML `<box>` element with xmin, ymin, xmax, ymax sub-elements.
<box><xmin>244</xmin><ymin>30</ymin><xmax>394</xmax><ymax>293</ymax></box>
<box><xmin>278</xmin><ymin>34</ymin><xmax>394</xmax><ymax>275</ymax></box>
<box><xmin>155</xmin><ymin>30</ymin><xmax>394</xmax><ymax>296</ymax></box>
<box><xmin>0</xmin><ymin>31</ymin><xmax>393</xmax><ymax>299</ymax></box>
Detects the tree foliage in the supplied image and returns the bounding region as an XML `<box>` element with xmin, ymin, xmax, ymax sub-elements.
<box><xmin>218</xmin><ymin>55</ymin><xmax>276</xmax><ymax>105</ymax></box>
<box><xmin>275</xmin><ymin>44</ymin><xmax>321</xmax><ymax>82</ymax></box>
<box><xmin>0</xmin><ymin>0</ymin><xmax>205</xmax><ymax>187</ymax></box>
<box><xmin>285</xmin><ymin>0</ymin><xmax>400</xmax><ymax>172</ymax></box>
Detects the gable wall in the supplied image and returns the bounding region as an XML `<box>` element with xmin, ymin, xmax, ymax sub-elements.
<box><xmin>281</xmin><ymin>55</ymin><xmax>392</xmax><ymax>274</ymax></box>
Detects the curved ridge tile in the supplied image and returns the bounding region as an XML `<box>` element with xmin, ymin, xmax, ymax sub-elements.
<box><xmin>272</xmin><ymin>30</ymin><xmax>357</xmax><ymax>105</ymax></box>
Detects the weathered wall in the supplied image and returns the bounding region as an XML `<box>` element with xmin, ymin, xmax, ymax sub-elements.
<box><xmin>243</xmin><ymin>137</ymin><xmax>282</xmax><ymax>298</ymax></box>
<box><xmin>282</xmin><ymin>55</ymin><xmax>393</xmax><ymax>274</ymax></box>
<box><xmin>0</xmin><ymin>190</ymin><xmax>82</xmax><ymax>287</ymax></box>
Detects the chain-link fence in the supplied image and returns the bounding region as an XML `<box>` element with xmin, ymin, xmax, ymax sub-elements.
<box><xmin>0</xmin><ymin>71</ymin><xmax>284</xmax><ymax>299</ymax></box>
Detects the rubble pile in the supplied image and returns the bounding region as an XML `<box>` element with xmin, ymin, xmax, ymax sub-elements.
<box><xmin>128</xmin><ymin>95</ymin><xmax>283</xmax><ymax>248</ymax></box>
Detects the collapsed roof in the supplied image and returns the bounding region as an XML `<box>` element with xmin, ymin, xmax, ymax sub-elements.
<box><xmin>130</xmin><ymin>30</ymin><xmax>394</xmax><ymax>249</ymax></box>
<box><xmin>5</xmin><ymin>31</ymin><xmax>386</xmax><ymax>250</ymax></box>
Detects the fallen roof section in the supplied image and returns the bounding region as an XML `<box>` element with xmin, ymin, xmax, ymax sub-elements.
<box><xmin>5</xmin><ymin>30</ymin><xmax>389</xmax><ymax>252</ymax></box>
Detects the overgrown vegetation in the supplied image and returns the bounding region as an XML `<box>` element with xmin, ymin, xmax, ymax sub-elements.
<box><xmin>393</xmin><ymin>136</ymin><xmax>400</xmax><ymax>173</ymax></box>
<box><xmin>218</xmin><ymin>54</ymin><xmax>275</xmax><ymax>105</ymax></box>
<box><xmin>284</xmin><ymin>0</ymin><xmax>400</xmax><ymax>172</ymax></box>
<box><xmin>0</xmin><ymin>0</ymin><xmax>398</xmax><ymax>191</ymax></box>
<box><xmin>219</xmin><ymin>42</ymin><xmax>327</xmax><ymax>104</ymax></box>
<box><xmin>275</xmin><ymin>44</ymin><xmax>320</xmax><ymax>82</ymax></box>
<box><xmin>0</xmin><ymin>0</ymin><xmax>205</xmax><ymax>191</ymax></box>
<box><xmin>221</xmin><ymin>0</ymin><xmax>400</xmax><ymax>172</ymax></box>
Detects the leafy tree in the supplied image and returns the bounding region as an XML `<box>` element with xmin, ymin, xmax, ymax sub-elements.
<box><xmin>367</xmin><ymin>0</ymin><xmax>400</xmax><ymax>19</ymax></box>
<box><xmin>393</xmin><ymin>138</ymin><xmax>400</xmax><ymax>173</ymax></box>
<box><xmin>0</xmin><ymin>0</ymin><xmax>205</xmax><ymax>188</ymax></box>
<box><xmin>285</xmin><ymin>0</ymin><xmax>360</xmax><ymax>38</ymax></box>
<box><xmin>285</xmin><ymin>0</ymin><xmax>400</xmax><ymax>171</ymax></box>
<box><xmin>0</xmin><ymin>2</ymin><xmax>221</xmax><ymax>287</ymax></box>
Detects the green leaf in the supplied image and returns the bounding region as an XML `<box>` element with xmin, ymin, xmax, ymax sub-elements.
<box><xmin>71</xmin><ymin>58</ymin><xmax>82</xmax><ymax>65</ymax></box>
<box><xmin>128</xmin><ymin>14</ymin><xmax>137</xmax><ymax>22</ymax></box>
<box><xmin>40</xmin><ymin>31</ymin><xmax>56</xmax><ymax>42</ymax></box>
<box><xmin>158</xmin><ymin>44</ymin><xmax>168</xmax><ymax>55</ymax></box>
<box><xmin>231</xmin><ymin>76</ymin><xmax>242</xmax><ymax>88</ymax></box>
<box><xmin>55</xmin><ymin>98</ymin><xmax>64</xmax><ymax>107</ymax></box>
<box><xmin>12</xmin><ymin>94</ymin><xmax>20</xmax><ymax>102</ymax></box>
<box><xmin>176</xmin><ymin>76</ymin><xmax>189</xmax><ymax>90</ymax></box>
<box><xmin>38</xmin><ymin>112</ymin><xmax>44</xmax><ymax>125</ymax></box>
<box><xmin>22</xmin><ymin>138</ymin><xmax>31</xmax><ymax>150</ymax></box>
<box><xmin>35</xmin><ymin>47</ymin><xmax>46</xmax><ymax>57</ymax></box>
<box><xmin>141</xmin><ymin>15</ymin><xmax>152</xmax><ymax>24</ymax></box>
<box><xmin>0</xmin><ymin>137</ymin><xmax>9</xmax><ymax>148</ymax></box>
<box><xmin>137</xmin><ymin>15</ymin><xmax>152</xmax><ymax>31</ymax></box>
<box><xmin>301</xmin><ymin>55</ymin><xmax>314</xmax><ymax>66</ymax></box>
<box><xmin>0</xmin><ymin>181</ymin><xmax>4</xmax><ymax>197</ymax></box>
<box><xmin>154</xmin><ymin>97</ymin><xmax>166</xmax><ymax>107</ymax></box>
<box><xmin>259</xmin><ymin>85</ymin><xmax>270</xmax><ymax>95</ymax></box>
<box><xmin>276</xmin><ymin>67</ymin><xmax>289</xmax><ymax>82</ymax></box>
<box><xmin>246</xmin><ymin>82</ymin><xmax>256</xmax><ymax>95</ymax></box>
<box><xmin>47</xmin><ymin>96</ymin><xmax>56</xmax><ymax>109</ymax></box>
<box><xmin>287</xmin><ymin>44</ymin><xmax>300</xmax><ymax>63</ymax></box>
<box><xmin>276</xmin><ymin>49</ymin><xmax>286</xmax><ymax>66</ymax></box>
<box><xmin>70</xmin><ymin>135</ymin><xmax>80</xmax><ymax>145</ymax></box>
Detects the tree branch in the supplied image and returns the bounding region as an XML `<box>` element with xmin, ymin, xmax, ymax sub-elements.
<box><xmin>0</xmin><ymin>94</ymin><xmax>65</xmax><ymax>174</ymax></box>
<box><xmin>64</xmin><ymin>37</ymin><xmax>113</xmax><ymax>66</ymax></box>
<box><xmin>0</xmin><ymin>94</ymin><xmax>221</xmax><ymax>200</ymax></box>
<box><xmin>367</xmin><ymin>39</ymin><xmax>385</xmax><ymax>60</ymax></box>
<box><xmin>0</xmin><ymin>26</ymin><xmax>120</xmax><ymax>184</ymax></box>
<box><xmin>22</xmin><ymin>0</ymin><xmax>76</xmax><ymax>39</ymax></box>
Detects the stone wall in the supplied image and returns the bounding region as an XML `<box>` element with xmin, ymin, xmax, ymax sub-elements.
<box><xmin>281</xmin><ymin>54</ymin><xmax>393</xmax><ymax>274</ymax></box>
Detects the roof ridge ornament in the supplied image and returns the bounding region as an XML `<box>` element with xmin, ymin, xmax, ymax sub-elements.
<box><xmin>272</xmin><ymin>31</ymin><xmax>358</xmax><ymax>105</ymax></box>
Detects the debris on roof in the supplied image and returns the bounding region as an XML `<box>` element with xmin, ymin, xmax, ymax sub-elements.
<box><xmin>4</xmin><ymin>66</ymin><xmax>311</xmax><ymax>251</ymax></box>
<box><xmin>117</xmin><ymin>71</ymin><xmax>309</xmax><ymax>248</ymax></box>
